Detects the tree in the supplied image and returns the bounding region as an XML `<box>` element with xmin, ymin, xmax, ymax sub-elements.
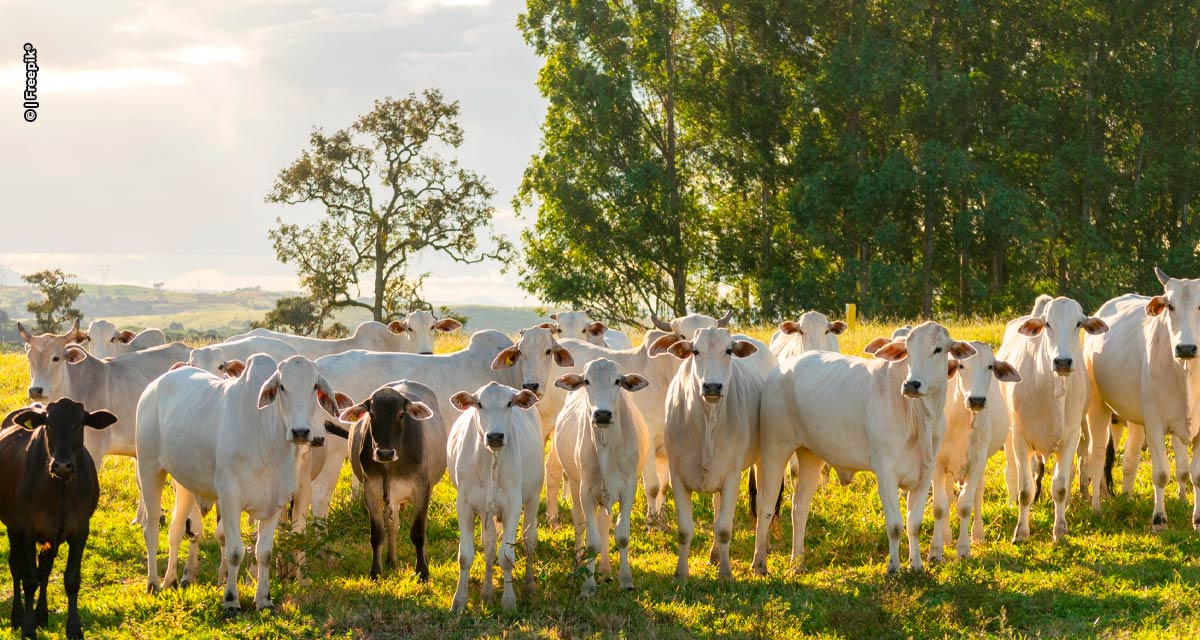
<box><xmin>267</xmin><ymin>90</ymin><xmax>511</xmax><ymax>322</ymax></box>
<box><xmin>251</xmin><ymin>296</ymin><xmax>326</xmax><ymax>336</ymax></box>
<box><xmin>23</xmin><ymin>269</ymin><xmax>83</xmax><ymax>333</ymax></box>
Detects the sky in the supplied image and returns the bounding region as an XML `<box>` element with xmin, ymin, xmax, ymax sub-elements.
<box><xmin>0</xmin><ymin>0</ymin><xmax>544</xmax><ymax>305</ymax></box>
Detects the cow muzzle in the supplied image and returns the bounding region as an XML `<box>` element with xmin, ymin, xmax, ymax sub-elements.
<box><xmin>1052</xmin><ymin>357</ymin><xmax>1073</xmax><ymax>375</ymax></box>
<box><xmin>373</xmin><ymin>448</ymin><xmax>398</xmax><ymax>463</ymax></box>
<box><xmin>485</xmin><ymin>432</ymin><xmax>506</xmax><ymax>450</ymax></box>
<box><xmin>521</xmin><ymin>383</ymin><xmax>542</xmax><ymax>398</ymax></box>
<box><xmin>902</xmin><ymin>380</ymin><xmax>923</xmax><ymax>398</ymax></box>
<box><xmin>592</xmin><ymin>409</ymin><xmax>613</xmax><ymax>426</ymax></box>
<box><xmin>289</xmin><ymin>428</ymin><xmax>312</xmax><ymax>443</ymax></box>
<box><xmin>701</xmin><ymin>382</ymin><xmax>723</xmax><ymax>403</ymax></box>
<box><xmin>1176</xmin><ymin>344</ymin><xmax>1198</xmax><ymax>360</ymax></box>
<box><xmin>967</xmin><ymin>396</ymin><xmax>987</xmax><ymax>411</ymax></box>
<box><xmin>49</xmin><ymin>458</ymin><xmax>74</xmax><ymax>481</ymax></box>
<box><xmin>28</xmin><ymin>387</ymin><xmax>46</xmax><ymax>401</ymax></box>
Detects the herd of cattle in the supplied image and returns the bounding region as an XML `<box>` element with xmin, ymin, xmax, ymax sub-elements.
<box><xmin>2</xmin><ymin>271</ymin><xmax>1200</xmax><ymax>637</ymax></box>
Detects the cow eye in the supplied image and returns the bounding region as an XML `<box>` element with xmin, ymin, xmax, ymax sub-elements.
<box><xmin>110</xmin><ymin>337</ymin><xmax>117</xmax><ymax>342</ymax></box>
<box><xmin>987</xmin><ymin>364</ymin><xmax>993</xmax><ymax>370</ymax></box>
<box><xmin>52</xmin><ymin>356</ymin><xmax>60</xmax><ymax>362</ymax></box>
<box><xmin>1168</xmin><ymin>304</ymin><xmax>1176</xmax><ymax>311</ymax></box>
<box><xmin>725</xmin><ymin>348</ymin><xmax>733</xmax><ymax>355</ymax></box>
<box><xmin>933</xmin><ymin>347</ymin><xmax>942</xmax><ymax>354</ymax></box>
<box><xmin>506</xmin><ymin>401</ymin><xmax>513</xmax><ymax>408</ymax></box>
<box><xmin>278</xmin><ymin>385</ymin><xmax>286</xmax><ymax>393</ymax></box>
<box><xmin>544</xmin><ymin>349</ymin><xmax>551</xmax><ymax>355</ymax></box>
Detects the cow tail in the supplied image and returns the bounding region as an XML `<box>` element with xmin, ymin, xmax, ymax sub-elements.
<box><xmin>324</xmin><ymin>420</ymin><xmax>350</xmax><ymax>440</ymax></box>
<box><xmin>1033</xmin><ymin>455</ymin><xmax>1046</xmax><ymax>502</ymax></box>
<box><xmin>773</xmin><ymin>478</ymin><xmax>784</xmax><ymax>520</ymax></box>
<box><xmin>748</xmin><ymin>467</ymin><xmax>759</xmax><ymax>519</ymax></box>
<box><xmin>1104</xmin><ymin>432</ymin><xmax>1116</xmax><ymax>496</ymax></box>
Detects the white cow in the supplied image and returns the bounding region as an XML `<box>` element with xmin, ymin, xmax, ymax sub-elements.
<box><xmin>233</xmin><ymin>320</ymin><xmax>410</xmax><ymax>359</ymax></box>
<box><xmin>135</xmin><ymin>354</ymin><xmax>347</xmax><ymax>611</ymax></box>
<box><xmin>1084</xmin><ymin>268</ymin><xmax>1200</xmax><ymax>528</ymax></box>
<box><xmin>752</xmin><ymin>322</ymin><xmax>977</xmax><ymax>575</ymax></box>
<box><xmin>768</xmin><ymin>312</ymin><xmax>847</xmax><ymax>360</ymax></box>
<box><xmin>386</xmin><ymin>309</ymin><xmax>463</xmax><ymax>354</ymax></box>
<box><xmin>447</xmin><ymin>382</ymin><xmax>543</xmax><ymax>612</ymax></box>
<box><xmin>550</xmin><ymin>310</ymin><xmax>634</xmax><ymax>350</ymax></box>
<box><xmin>653</xmin><ymin>327</ymin><xmax>763</xmax><ymax>581</ymax></box>
<box><xmin>998</xmin><ymin>296</ymin><xmax>1108</xmax><ymax>542</ymax></box>
<box><xmin>553</xmin><ymin>358</ymin><xmax>652</xmax><ymax>594</ymax></box>
<box><xmin>649</xmin><ymin>310</ymin><xmax>733</xmax><ymax>340</ymax></box>
<box><xmin>86</xmin><ymin>320</ymin><xmax>168</xmax><ymax>359</ymax></box>
<box><xmin>930</xmin><ymin>341</ymin><xmax>1021</xmax><ymax>560</ymax></box>
<box><xmin>187</xmin><ymin>336</ymin><xmax>299</xmax><ymax>376</ymax></box>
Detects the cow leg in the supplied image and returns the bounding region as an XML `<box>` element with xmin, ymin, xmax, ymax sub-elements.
<box><xmin>181</xmin><ymin>494</ymin><xmax>205</xmax><ymax>587</ymax></box>
<box><xmin>450</xmin><ymin>499</ymin><xmax>475</xmax><ymax>613</ymax></box>
<box><xmin>480</xmin><ymin>513</ymin><xmax>498</xmax><ymax>606</ymax></box>
<box><xmin>310</xmin><ymin>444</ymin><xmax>346</xmax><ymax>522</ymax></box>
<box><xmin>1190</xmin><ymin>433</ymin><xmax>1200</xmax><ymax>530</ymax></box>
<box><xmin>219</xmin><ymin>504</ymin><xmax>245</xmax><ymax>614</ymax></box>
<box><xmin>411</xmin><ymin>482</ymin><xmax>432</xmax><ymax>583</ymax></box>
<box><xmin>1012</xmin><ymin>435</ymin><xmax>1034</xmax><ymax>543</ymax></box>
<box><xmin>63</xmin><ymin>532</ymin><xmax>87</xmax><ymax>640</ymax></box>
<box><xmin>567</xmin><ymin>474</ymin><xmax>586</xmax><ymax>558</ymax></box>
<box><xmin>597</xmin><ymin>502</ymin><xmax>614</xmax><ymax>581</ymax></box>
<box><xmin>384</xmin><ymin>496</ymin><xmax>399</xmax><ymax>573</ymax></box>
<box><xmin>640</xmin><ymin>449</ymin><xmax>662</xmax><ymax>525</ymax></box>
<box><xmin>34</xmin><ymin>545</ymin><xmax>53</xmax><ymax>628</ymax></box>
<box><xmin>163</xmin><ymin>485</ymin><xmax>196</xmax><ymax>588</ymax></box>
<box><xmin>1146</xmin><ymin>421</ymin><xmax>1171</xmax><ymax>531</ymax></box>
<box><xmin>252</xmin><ymin>511</ymin><xmax>281</xmax><ymax>611</ymax></box>
<box><xmin>522</xmin><ymin>495</ymin><xmax>539</xmax><ymax>594</ymax></box>
<box><xmin>714</xmin><ymin>473</ymin><xmax>739</xmax><ymax>581</ymax></box>
<box><xmin>940</xmin><ymin>476</ymin><xmax>955</xmax><ymax>545</ymax></box>
<box><xmin>616</xmin><ymin>483</ymin><xmax>636</xmax><ymax>590</ymax></box>
<box><xmin>366</xmin><ymin>484</ymin><xmax>386</xmax><ymax>580</ymax></box>
<box><xmin>1122</xmin><ymin>422</ymin><xmax>1144</xmax><ymax>495</ymax></box>
<box><xmin>579</xmin><ymin>481</ymin><xmax>600</xmax><ymax>596</ymax></box>
<box><xmin>1172</xmin><ymin>434</ymin><xmax>1191</xmax><ymax>501</ymax></box>
<box><xmin>1003</xmin><ymin>432</ymin><xmax>1018</xmax><ymax>505</ymax></box>
<box><xmin>139</xmin><ymin>465</ymin><xmax>166</xmax><ymax>594</ymax></box>
<box><xmin>214</xmin><ymin>509</ymin><xmax>228</xmax><ymax>586</ymax></box>
<box><xmin>905</xmin><ymin>479</ymin><xmax>932</xmax><ymax>571</ymax></box>
<box><xmin>750</xmin><ymin>443</ymin><xmax>790</xmax><ymax>576</ymax></box>
<box><xmin>1084</xmin><ymin>393</ymin><xmax>1113</xmax><ymax>512</ymax></box>
<box><xmin>671</xmin><ymin>480</ymin><xmax>694</xmax><ymax>582</ymax></box>
<box><xmin>654</xmin><ymin>452</ymin><xmax>671</xmax><ymax>516</ymax></box>
<box><xmin>545</xmin><ymin>436</ymin><xmax>564</xmax><ymax>528</ymax></box>
<box><xmin>1052</xmin><ymin>434</ymin><xmax>1081</xmax><ymax>541</ymax></box>
<box><xmin>875</xmin><ymin>470</ymin><xmax>905</xmax><ymax>573</ymax></box>
<box><xmin>498</xmin><ymin>500</ymin><xmax>520</xmax><ymax>611</ymax></box>
<box><xmin>707</xmin><ymin>493</ymin><xmax>721</xmax><ymax>566</ymax></box>
<box><xmin>929</xmin><ymin>467</ymin><xmax>950</xmax><ymax>564</ymax></box>
<box><xmin>18</xmin><ymin>537</ymin><xmax>37</xmax><ymax>638</ymax></box>
<box><xmin>959</xmin><ymin>446</ymin><xmax>990</xmax><ymax>558</ymax></box>
<box><xmin>788</xmin><ymin>451</ymin><xmax>823</xmax><ymax>573</ymax></box>
<box><xmin>8</xmin><ymin>531</ymin><xmax>23</xmax><ymax>630</ymax></box>
<box><xmin>971</xmin><ymin>475</ymin><xmax>987</xmax><ymax>544</ymax></box>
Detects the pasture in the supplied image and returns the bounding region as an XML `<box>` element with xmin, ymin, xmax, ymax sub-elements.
<box><xmin>2</xmin><ymin>321</ymin><xmax>1200</xmax><ymax>639</ymax></box>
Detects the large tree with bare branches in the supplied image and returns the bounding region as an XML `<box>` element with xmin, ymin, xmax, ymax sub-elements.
<box><xmin>267</xmin><ymin>90</ymin><xmax>511</xmax><ymax>321</ymax></box>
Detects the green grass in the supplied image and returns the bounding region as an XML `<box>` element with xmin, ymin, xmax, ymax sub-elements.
<box><xmin>1</xmin><ymin>321</ymin><xmax>1199</xmax><ymax>639</ymax></box>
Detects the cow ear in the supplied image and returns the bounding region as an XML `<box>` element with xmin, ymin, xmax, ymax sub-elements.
<box><xmin>117</xmin><ymin>330</ymin><xmax>136</xmax><ymax>344</ymax></box>
<box><xmin>434</xmin><ymin>318</ymin><xmax>462</xmax><ymax>333</ymax></box>
<box><xmin>731</xmin><ymin>340</ymin><xmax>758</xmax><ymax>358</ymax></box>
<box><xmin>863</xmin><ymin>337</ymin><xmax>890</xmax><ymax>355</ymax></box>
<box><xmin>586</xmin><ymin>322</ymin><xmax>608</xmax><ymax>336</ymax></box>
<box><xmin>386</xmin><ymin>320</ymin><xmax>408</xmax><ymax>334</ymax></box>
<box><xmin>223</xmin><ymin>360</ymin><xmax>247</xmax><ymax>378</ymax></box>
<box><xmin>649</xmin><ymin>334</ymin><xmax>681</xmax><ymax>356</ymax></box>
<box><xmin>339</xmin><ymin>403</ymin><xmax>369</xmax><ymax>424</ymax></box>
<box><xmin>17</xmin><ymin>323</ymin><xmax>33</xmax><ymax>344</ymax></box>
<box><xmin>65</xmin><ymin>345</ymin><xmax>88</xmax><ymax>364</ymax></box>
<box><xmin>619</xmin><ymin>374</ymin><xmax>649</xmax><ymax>392</ymax></box>
<box><xmin>257</xmin><ymin>373</ymin><xmax>282</xmax><ymax>409</ymax></box>
<box><xmin>490</xmin><ymin>346</ymin><xmax>521</xmax><ymax>370</ymax></box>
<box><xmin>68</xmin><ymin>321</ymin><xmax>88</xmax><ymax>344</ymax></box>
<box><xmin>947</xmin><ymin>360</ymin><xmax>961</xmax><ymax>380</ymax></box>
<box><xmin>513</xmin><ymin>389</ymin><xmax>540</xmax><ymax>409</ymax></box>
<box><xmin>1146</xmin><ymin>295</ymin><xmax>1169</xmax><ymax>316</ymax></box>
<box><xmin>85</xmin><ymin>410</ymin><xmax>118</xmax><ymax>430</ymax></box>
<box><xmin>11</xmin><ymin>408</ymin><xmax>45</xmax><ymax>429</ymax></box>
<box><xmin>948</xmin><ymin>341</ymin><xmax>977</xmax><ymax>360</ymax></box>
<box><xmin>873</xmin><ymin>341</ymin><xmax>908</xmax><ymax>362</ymax></box>
<box><xmin>450</xmin><ymin>391</ymin><xmax>476</xmax><ymax>412</ymax></box>
<box><xmin>1018</xmin><ymin>317</ymin><xmax>1046</xmax><ymax>337</ymax></box>
<box><xmin>406</xmin><ymin>401</ymin><xmax>433</xmax><ymax>421</ymax></box>
<box><xmin>778</xmin><ymin>321</ymin><xmax>800</xmax><ymax>335</ymax></box>
<box><xmin>315</xmin><ymin>379</ymin><xmax>351</xmax><ymax>418</ymax></box>
<box><xmin>828</xmin><ymin>321</ymin><xmax>848</xmax><ymax>335</ymax></box>
<box><xmin>992</xmin><ymin>360</ymin><xmax>1022</xmax><ymax>383</ymax></box>
<box><xmin>552</xmin><ymin>344</ymin><xmax>574</xmax><ymax>367</ymax></box>
<box><xmin>666</xmin><ymin>340</ymin><xmax>695</xmax><ymax>359</ymax></box>
<box><xmin>170</xmin><ymin>362</ymin><xmax>190</xmax><ymax>371</ymax></box>
<box><xmin>1081</xmin><ymin>317</ymin><xmax>1109</xmax><ymax>335</ymax></box>
<box><xmin>555</xmin><ymin>374</ymin><xmax>585</xmax><ymax>391</ymax></box>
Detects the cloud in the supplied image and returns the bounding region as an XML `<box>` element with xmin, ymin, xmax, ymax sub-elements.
<box><xmin>165</xmin><ymin>44</ymin><xmax>252</xmax><ymax>66</ymax></box>
<box><xmin>0</xmin><ymin>64</ymin><xmax>187</xmax><ymax>92</ymax></box>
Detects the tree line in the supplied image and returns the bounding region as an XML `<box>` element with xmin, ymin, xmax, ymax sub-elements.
<box><xmin>515</xmin><ymin>0</ymin><xmax>1200</xmax><ymax>322</ymax></box>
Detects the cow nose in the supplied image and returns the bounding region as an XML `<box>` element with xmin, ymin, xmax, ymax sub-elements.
<box><xmin>701</xmin><ymin>382</ymin><xmax>723</xmax><ymax>397</ymax></box>
<box><xmin>592</xmin><ymin>409</ymin><xmax>613</xmax><ymax>424</ymax></box>
<box><xmin>49</xmin><ymin>459</ymin><xmax>73</xmax><ymax>479</ymax></box>
<box><xmin>1176</xmin><ymin>344</ymin><xmax>1198</xmax><ymax>360</ymax></box>
<box><xmin>521</xmin><ymin>383</ymin><xmax>540</xmax><ymax>394</ymax></box>
<box><xmin>374</xmin><ymin>448</ymin><xmax>398</xmax><ymax>463</ymax></box>
<box><xmin>486</xmin><ymin>432</ymin><xmax>505</xmax><ymax>449</ymax></box>
<box><xmin>310</xmin><ymin>437</ymin><xmax>326</xmax><ymax>447</ymax></box>
<box><xmin>28</xmin><ymin>387</ymin><xmax>44</xmax><ymax>399</ymax></box>
<box><xmin>967</xmin><ymin>396</ymin><xmax>987</xmax><ymax>410</ymax></box>
<box><xmin>1053</xmin><ymin>357</ymin><xmax>1073</xmax><ymax>372</ymax></box>
<box><xmin>902</xmin><ymin>380</ymin><xmax>922</xmax><ymax>396</ymax></box>
<box><xmin>290</xmin><ymin>428</ymin><xmax>311</xmax><ymax>442</ymax></box>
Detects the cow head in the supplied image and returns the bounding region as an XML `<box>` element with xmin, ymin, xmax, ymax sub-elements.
<box><xmin>10</xmin><ymin>399</ymin><xmax>116</xmax><ymax>482</ymax></box>
<box><xmin>555</xmin><ymin>358</ymin><xmax>648</xmax><ymax>427</ymax></box>
<box><xmin>947</xmin><ymin>341</ymin><xmax>1021</xmax><ymax>412</ymax></box>
<box><xmin>1146</xmin><ymin>267</ymin><xmax>1200</xmax><ymax>363</ymax></box>
<box><xmin>86</xmin><ymin>319</ymin><xmax>140</xmax><ymax>359</ymax></box>
<box><xmin>649</xmin><ymin>311</ymin><xmax>733</xmax><ymax>341</ymax></box>
<box><xmin>870</xmin><ymin>321</ymin><xmax>977</xmax><ymax>398</ymax></box>
<box><xmin>490</xmin><ymin>325</ymin><xmax>574</xmax><ymax>397</ymax></box>
<box><xmin>1017</xmin><ymin>296</ymin><xmax>1107</xmax><ymax>375</ymax></box>
<box><xmin>256</xmin><ymin>355</ymin><xmax>352</xmax><ymax>446</ymax></box>
<box><xmin>777</xmin><ymin>311</ymin><xmax>847</xmax><ymax>353</ymax></box>
<box><xmin>552</xmin><ymin>311</ymin><xmax>609</xmax><ymax>346</ymax></box>
<box><xmin>450</xmin><ymin>382</ymin><xmax>539</xmax><ymax>451</ymax></box>
<box><xmin>18</xmin><ymin>319</ymin><xmax>89</xmax><ymax>402</ymax></box>
<box><xmin>651</xmin><ymin>327</ymin><xmax>755</xmax><ymax>404</ymax></box>
<box><xmin>387</xmin><ymin>309</ymin><xmax>462</xmax><ymax>355</ymax></box>
<box><xmin>339</xmin><ymin>385</ymin><xmax>432</xmax><ymax>464</ymax></box>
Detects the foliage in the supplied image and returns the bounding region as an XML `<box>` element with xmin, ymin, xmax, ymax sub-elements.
<box><xmin>251</xmin><ymin>296</ymin><xmax>328</xmax><ymax>337</ymax></box>
<box><xmin>267</xmin><ymin>90</ymin><xmax>513</xmax><ymax>322</ymax></box>
<box><xmin>22</xmin><ymin>269</ymin><xmax>84</xmax><ymax>332</ymax></box>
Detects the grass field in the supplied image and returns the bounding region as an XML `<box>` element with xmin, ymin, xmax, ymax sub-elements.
<box><xmin>2</xmin><ymin>321</ymin><xmax>1200</xmax><ymax>639</ymax></box>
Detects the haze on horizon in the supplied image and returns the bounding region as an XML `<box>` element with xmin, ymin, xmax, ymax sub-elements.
<box><xmin>0</xmin><ymin>0</ymin><xmax>541</xmax><ymax>306</ymax></box>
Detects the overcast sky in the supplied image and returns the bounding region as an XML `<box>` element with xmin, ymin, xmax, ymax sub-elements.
<box><xmin>0</xmin><ymin>0</ymin><xmax>543</xmax><ymax>305</ymax></box>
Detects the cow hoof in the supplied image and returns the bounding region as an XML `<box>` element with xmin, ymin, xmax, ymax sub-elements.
<box><xmin>1152</xmin><ymin>513</ymin><xmax>1168</xmax><ymax>532</ymax></box>
<box><xmin>620</xmin><ymin>576</ymin><xmax>634</xmax><ymax>591</ymax></box>
<box><xmin>546</xmin><ymin>515</ymin><xmax>560</xmax><ymax>529</ymax></box>
<box><xmin>718</xmin><ymin>568</ymin><xmax>733</xmax><ymax>581</ymax></box>
<box><xmin>1053</xmin><ymin>525</ymin><xmax>1068</xmax><ymax>541</ymax></box>
<box><xmin>164</xmin><ymin>578</ymin><xmax>178</xmax><ymax>590</ymax></box>
<box><xmin>222</xmin><ymin>606</ymin><xmax>241</xmax><ymax>619</ymax></box>
<box><xmin>146</xmin><ymin>583</ymin><xmax>160</xmax><ymax>595</ymax></box>
<box><xmin>673</xmin><ymin>570</ymin><xmax>688</xmax><ymax>583</ymax></box>
<box><xmin>886</xmin><ymin>564</ymin><xmax>899</xmax><ymax>576</ymax></box>
<box><xmin>581</xmin><ymin>582</ymin><xmax>597</xmax><ymax>598</ymax></box>
<box><xmin>256</xmin><ymin>602</ymin><xmax>275</xmax><ymax>614</ymax></box>
<box><xmin>956</xmin><ymin>544</ymin><xmax>971</xmax><ymax>560</ymax></box>
<box><xmin>501</xmin><ymin>592</ymin><xmax>516</xmax><ymax>611</ymax></box>
<box><xmin>752</xmin><ymin>561</ymin><xmax>768</xmax><ymax>576</ymax></box>
<box><xmin>450</xmin><ymin>599</ymin><xmax>467</xmax><ymax>614</ymax></box>
<box><xmin>927</xmin><ymin>552</ymin><xmax>943</xmax><ymax>565</ymax></box>
<box><xmin>65</xmin><ymin>621</ymin><xmax>83</xmax><ymax>640</ymax></box>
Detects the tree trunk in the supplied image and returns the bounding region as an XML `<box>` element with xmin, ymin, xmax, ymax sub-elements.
<box><xmin>664</xmin><ymin>2</ymin><xmax>687</xmax><ymax>317</ymax></box>
<box><xmin>373</xmin><ymin>221</ymin><xmax>387</xmax><ymax>322</ymax></box>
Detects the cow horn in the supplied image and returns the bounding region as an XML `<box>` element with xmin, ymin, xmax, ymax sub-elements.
<box><xmin>650</xmin><ymin>313</ymin><xmax>673</xmax><ymax>332</ymax></box>
<box><xmin>1155</xmin><ymin>266</ymin><xmax>1171</xmax><ymax>285</ymax></box>
<box><xmin>716</xmin><ymin>310</ymin><xmax>734</xmax><ymax>327</ymax></box>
